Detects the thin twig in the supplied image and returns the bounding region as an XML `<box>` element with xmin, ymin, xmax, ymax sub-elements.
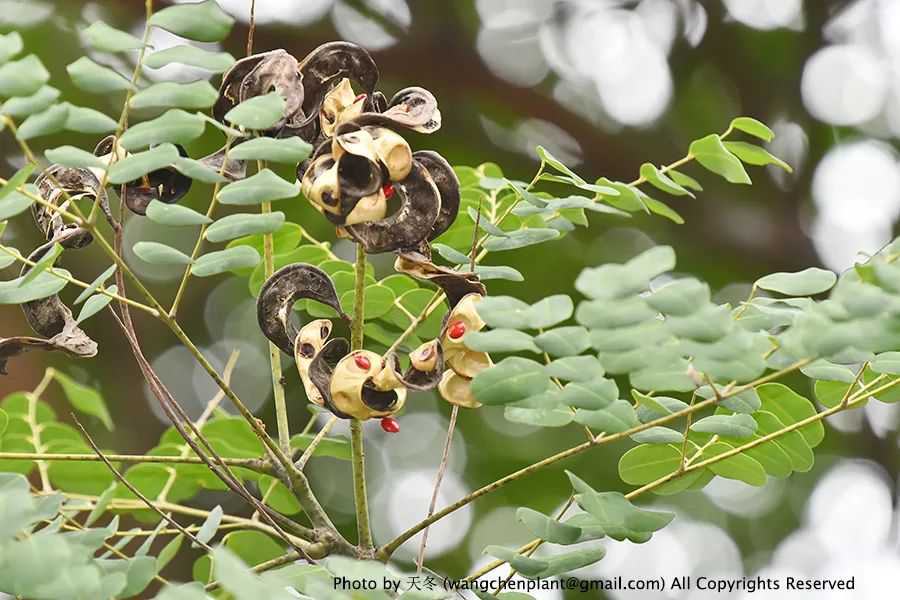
<box><xmin>415</xmin><ymin>404</ymin><xmax>458</xmax><ymax>572</ymax></box>
<box><xmin>295</xmin><ymin>415</ymin><xmax>338</xmax><ymax>470</ymax></box>
<box><xmin>72</xmin><ymin>415</ymin><xmax>214</xmax><ymax>552</ymax></box>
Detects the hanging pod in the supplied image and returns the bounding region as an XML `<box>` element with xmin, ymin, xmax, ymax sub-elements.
<box><xmin>93</xmin><ymin>136</ymin><xmax>192</xmax><ymax>215</ymax></box>
<box><xmin>213</xmin><ymin>49</ymin><xmax>306</xmax><ymax>132</ymax></box>
<box><xmin>256</xmin><ymin>263</ymin><xmax>348</xmax><ymax>356</ymax></box>
<box><xmin>2</xmin><ymin>230</ymin><xmax>99</xmax><ymax>375</ymax></box>
<box><xmin>437</xmin><ymin>292</ymin><xmax>491</xmax><ymax>409</ymax></box>
<box><xmin>33</xmin><ymin>164</ymin><xmax>109</xmax><ymax>248</ymax></box>
<box><xmin>393</xmin><ymin>251</ymin><xmax>485</xmax><ymax>308</ymax></box>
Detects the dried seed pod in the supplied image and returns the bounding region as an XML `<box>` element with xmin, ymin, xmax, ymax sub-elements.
<box><xmin>15</xmin><ymin>234</ymin><xmax>98</xmax><ymax>370</ymax></box>
<box><xmin>382</xmin><ymin>339</ymin><xmax>444</xmax><ymax>391</ymax></box>
<box><xmin>300</xmin><ymin>154</ymin><xmax>341</xmax><ymax>215</ymax></box>
<box><xmin>344</xmin><ymin>160</ymin><xmax>441</xmax><ymax>253</ymax></box>
<box><xmin>93</xmin><ymin>137</ymin><xmax>193</xmax><ymax>215</ymax></box>
<box><xmin>257</xmin><ymin>264</ymin><xmax>348</xmax><ymax>356</ymax></box>
<box><xmin>438</xmin><ymin>369</ymin><xmax>482</xmax><ymax>409</ymax></box>
<box><xmin>344</xmin><ymin>188</ymin><xmax>388</xmax><ymax>226</ymax></box>
<box><xmin>297</xmin><ymin>42</ymin><xmax>379</xmax><ymax>119</ymax></box>
<box><xmin>0</xmin><ymin>323</ymin><xmax>97</xmax><ymax>376</ymax></box>
<box><xmin>308</xmin><ymin>337</ymin><xmax>353</xmax><ymax>419</ymax></box>
<box><xmin>213</xmin><ymin>49</ymin><xmax>306</xmax><ymax>132</ymax></box>
<box><xmin>367</xmin><ymin>126</ymin><xmax>412</xmax><ymax>181</ymax></box>
<box><xmin>394</xmin><ymin>252</ymin><xmax>485</xmax><ymax>309</ymax></box>
<box><xmin>351</xmin><ymin>87</ymin><xmax>441</xmax><ymax>134</ymax></box>
<box><xmin>319</xmin><ymin>78</ymin><xmax>366</xmax><ymax>138</ymax></box>
<box><xmin>329</xmin><ymin>350</ymin><xmax>406</xmax><ymax>420</ymax></box>
<box><xmin>294</xmin><ymin>319</ymin><xmax>333</xmax><ymax>407</ymax></box>
<box><xmin>414</xmin><ymin>150</ymin><xmax>460</xmax><ymax>241</ymax></box>
<box><xmin>33</xmin><ymin>165</ymin><xmax>106</xmax><ymax>248</ymax></box>
<box><xmin>199</xmin><ymin>145</ymin><xmax>247</xmax><ymax>181</ymax></box>
<box><xmin>441</xmin><ymin>293</ymin><xmax>492</xmax><ymax>379</ymax></box>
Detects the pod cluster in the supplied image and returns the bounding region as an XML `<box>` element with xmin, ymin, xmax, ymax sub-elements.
<box><xmin>248</xmin><ymin>43</ymin><xmax>493</xmax><ymax>421</ymax></box>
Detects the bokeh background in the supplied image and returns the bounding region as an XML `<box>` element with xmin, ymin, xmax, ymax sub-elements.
<box><xmin>1</xmin><ymin>0</ymin><xmax>899</xmax><ymax>598</ymax></box>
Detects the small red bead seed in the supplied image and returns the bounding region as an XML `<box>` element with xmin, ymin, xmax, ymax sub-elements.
<box><xmin>448</xmin><ymin>321</ymin><xmax>466</xmax><ymax>340</ymax></box>
<box><xmin>354</xmin><ymin>354</ymin><xmax>371</xmax><ymax>370</ymax></box>
<box><xmin>382</xmin><ymin>182</ymin><xmax>395</xmax><ymax>199</ymax></box>
<box><xmin>380</xmin><ymin>417</ymin><xmax>400</xmax><ymax>433</ymax></box>
<box><xmin>354</xmin><ymin>93</ymin><xmax>367</xmax><ymax>103</ymax></box>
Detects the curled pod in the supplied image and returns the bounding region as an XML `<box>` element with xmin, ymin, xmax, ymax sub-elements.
<box><xmin>257</xmin><ymin>263</ymin><xmax>348</xmax><ymax>356</ymax></box>
<box><xmin>294</xmin><ymin>318</ymin><xmax>333</xmax><ymax>408</ymax></box>
<box><xmin>300</xmin><ymin>153</ymin><xmax>341</xmax><ymax>216</ymax></box>
<box><xmin>413</xmin><ymin>150</ymin><xmax>460</xmax><ymax>241</ymax></box>
<box><xmin>351</xmin><ymin>87</ymin><xmax>441</xmax><ymax>134</ymax></box>
<box><xmin>394</xmin><ymin>251</ymin><xmax>485</xmax><ymax>309</ymax></box>
<box><xmin>297</xmin><ymin>42</ymin><xmax>379</xmax><ymax>119</ymax></box>
<box><xmin>330</xmin><ymin>350</ymin><xmax>407</xmax><ymax>420</ymax></box>
<box><xmin>344</xmin><ymin>160</ymin><xmax>442</xmax><ymax>253</ymax></box>
<box><xmin>319</xmin><ymin>78</ymin><xmax>367</xmax><ymax>138</ymax></box>
<box><xmin>199</xmin><ymin>145</ymin><xmax>247</xmax><ymax>181</ymax></box>
<box><xmin>94</xmin><ymin>137</ymin><xmax>193</xmax><ymax>215</ymax></box>
<box><xmin>438</xmin><ymin>369</ymin><xmax>482</xmax><ymax>409</ymax></box>
<box><xmin>299</xmin><ymin>151</ymin><xmax>384</xmax><ymax>225</ymax></box>
<box><xmin>0</xmin><ymin>332</ymin><xmax>95</xmax><ymax>375</ymax></box>
<box><xmin>333</xmin><ymin>123</ymin><xmax>412</xmax><ymax>183</ymax></box>
<box><xmin>33</xmin><ymin>165</ymin><xmax>107</xmax><ymax>248</ymax></box>
<box><xmin>17</xmin><ymin>233</ymin><xmax>98</xmax><ymax>368</ymax></box>
<box><xmin>307</xmin><ymin>337</ymin><xmax>353</xmax><ymax>418</ymax></box>
<box><xmin>383</xmin><ymin>338</ymin><xmax>444</xmax><ymax>391</ymax></box>
<box><xmin>440</xmin><ymin>292</ymin><xmax>492</xmax><ymax>379</ymax></box>
<box><xmin>213</xmin><ymin>49</ymin><xmax>306</xmax><ymax>132</ymax></box>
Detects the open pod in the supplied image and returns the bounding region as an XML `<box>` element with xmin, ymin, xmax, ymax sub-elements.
<box><xmin>307</xmin><ymin>338</ymin><xmax>407</xmax><ymax>420</ymax></box>
<box><xmin>33</xmin><ymin>165</ymin><xmax>108</xmax><ymax>248</ymax></box>
<box><xmin>383</xmin><ymin>338</ymin><xmax>444</xmax><ymax>391</ymax></box>
<box><xmin>438</xmin><ymin>292</ymin><xmax>491</xmax><ymax>409</ymax></box>
<box><xmin>256</xmin><ymin>263</ymin><xmax>348</xmax><ymax>356</ymax></box>
<box><xmin>7</xmin><ymin>231</ymin><xmax>99</xmax><ymax>375</ymax></box>
<box><xmin>394</xmin><ymin>251</ymin><xmax>485</xmax><ymax>308</ymax></box>
<box><xmin>213</xmin><ymin>49</ymin><xmax>306</xmax><ymax>133</ymax></box>
<box><xmin>93</xmin><ymin>136</ymin><xmax>192</xmax><ymax>215</ymax></box>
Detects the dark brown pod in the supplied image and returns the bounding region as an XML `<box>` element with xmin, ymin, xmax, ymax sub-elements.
<box><xmin>297</xmin><ymin>42</ymin><xmax>379</xmax><ymax>118</ymax></box>
<box><xmin>414</xmin><ymin>150</ymin><xmax>460</xmax><ymax>241</ymax></box>
<box><xmin>384</xmin><ymin>339</ymin><xmax>444</xmax><ymax>391</ymax></box>
<box><xmin>33</xmin><ymin>165</ymin><xmax>106</xmax><ymax>248</ymax></box>
<box><xmin>349</xmin><ymin>87</ymin><xmax>441</xmax><ymax>134</ymax></box>
<box><xmin>16</xmin><ymin>234</ymin><xmax>98</xmax><ymax>369</ymax></box>
<box><xmin>394</xmin><ymin>251</ymin><xmax>485</xmax><ymax>309</ymax></box>
<box><xmin>256</xmin><ymin>263</ymin><xmax>348</xmax><ymax>355</ymax></box>
<box><xmin>213</xmin><ymin>50</ymin><xmax>306</xmax><ymax>131</ymax></box>
<box><xmin>345</xmin><ymin>160</ymin><xmax>442</xmax><ymax>253</ymax></box>
<box><xmin>199</xmin><ymin>145</ymin><xmax>247</xmax><ymax>181</ymax></box>
<box><xmin>0</xmin><ymin>326</ymin><xmax>96</xmax><ymax>375</ymax></box>
<box><xmin>307</xmin><ymin>337</ymin><xmax>353</xmax><ymax>419</ymax></box>
<box><xmin>93</xmin><ymin>137</ymin><xmax>193</xmax><ymax>215</ymax></box>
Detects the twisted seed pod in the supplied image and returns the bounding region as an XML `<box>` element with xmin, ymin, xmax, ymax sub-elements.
<box><xmin>256</xmin><ymin>263</ymin><xmax>348</xmax><ymax>356</ymax></box>
<box><xmin>33</xmin><ymin>165</ymin><xmax>107</xmax><ymax>248</ymax></box>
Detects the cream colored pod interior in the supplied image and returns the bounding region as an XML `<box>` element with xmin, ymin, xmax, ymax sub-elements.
<box><xmin>300</xmin><ymin>155</ymin><xmax>340</xmax><ymax>215</ymax></box>
<box><xmin>294</xmin><ymin>319</ymin><xmax>332</xmax><ymax>407</ymax></box>
<box><xmin>366</xmin><ymin>126</ymin><xmax>412</xmax><ymax>181</ymax></box>
<box><xmin>438</xmin><ymin>370</ymin><xmax>481</xmax><ymax>409</ymax></box>
<box><xmin>332</xmin><ymin>127</ymin><xmax>377</xmax><ymax>163</ymax></box>
<box><xmin>344</xmin><ymin>188</ymin><xmax>388</xmax><ymax>225</ymax></box>
<box><xmin>410</xmin><ymin>339</ymin><xmax>439</xmax><ymax>372</ymax></box>
<box><xmin>442</xmin><ymin>293</ymin><xmax>491</xmax><ymax>379</ymax></box>
<box><xmin>329</xmin><ymin>350</ymin><xmax>407</xmax><ymax>420</ymax></box>
<box><xmin>320</xmin><ymin>78</ymin><xmax>365</xmax><ymax>137</ymax></box>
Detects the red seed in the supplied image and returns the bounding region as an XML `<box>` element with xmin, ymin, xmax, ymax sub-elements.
<box><xmin>380</xmin><ymin>417</ymin><xmax>400</xmax><ymax>433</ymax></box>
<box><xmin>448</xmin><ymin>320</ymin><xmax>466</xmax><ymax>340</ymax></box>
<box><xmin>354</xmin><ymin>354</ymin><xmax>371</xmax><ymax>370</ymax></box>
<box><xmin>382</xmin><ymin>182</ymin><xmax>395</xmax><ymax>199</ymax></box>
<box><xmin>354</xmin><ymin>93</ymin><xmax>367</xmax><ymax>103</ymax></box>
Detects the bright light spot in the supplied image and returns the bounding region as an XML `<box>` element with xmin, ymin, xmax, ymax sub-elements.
<box><xmin>802</xmin><ymin>44</ymin><xmax>888</xmax><ymax>126</ymax></box>
<box><xmin>212</xmin><ymin>0</ymin><xmax>334</xmax><ymax>25</ymax></box>
<box><xmin>375</xmin><ymin>469</ymin><xmax>472</xmax><ymax>561</ymax></box>
<box><xmin>142</xmin><ymin>28</ymin><xmax>223</xmax><ymax>83</ymax></box>
<box><xmin>476</xmin><ymin>24</ymin><xmax>549</xmax><ymax>87</ymax></box>
<box><xmin>810</xmin><ymin>140</ymin><xmax>900</xmax><ymax>271</ymax></box>
<box><xmin>703</xmin><ymin>476</ymin><xmax>786</xmax><ymax>518</ymax></box>
<box><xmin>723</xmin><ymin>0</ymin><xmax>803</xmax><ymax>30</ymax></box>
<box><xmin>864</xmin><ymin>399</ymin><xmax>900</xmax><ymax>438</ymax></box>
<box><xmin>331</xmin><ymin>0</ymin><xmax>410</xmax><ymax>51</ymax></box>
<box><xmin>368</xmin><ymin>410</ymin><xmax>467</xmax><ymax>472</ymax></box>
<box><xmin>481</xmin><ymin>116</ymin><xmax>582</xmax><ymax>166</ymax></box>
<box><xmin>806</xmin><ymin>461</ymin><xmax>893</xmax><ymax>558</ymax></box>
